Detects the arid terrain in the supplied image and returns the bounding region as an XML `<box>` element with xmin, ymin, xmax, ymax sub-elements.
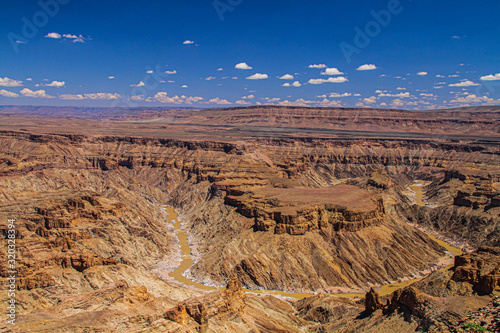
<box><xmin>1</xmin><ymin>105</ymin><xmax>500</xmax><ymax>332</ymax></box>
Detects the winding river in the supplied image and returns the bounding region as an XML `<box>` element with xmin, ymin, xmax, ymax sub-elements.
<box><xmin>160</xmin><ymin>180</ymin><xmax>462</xmax><ymax>299</ymax></box>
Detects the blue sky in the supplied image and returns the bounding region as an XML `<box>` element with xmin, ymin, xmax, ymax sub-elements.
<box><xmin>1</xmin><ymin>0</ymin><xmax>499</xmax><ymax>109</ymax></box>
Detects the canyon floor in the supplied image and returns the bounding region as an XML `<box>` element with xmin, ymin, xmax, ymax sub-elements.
<box><xmin>1</xmin><ymin>105</ymin><xmax>499</xmax><ymax>332</ymax></box>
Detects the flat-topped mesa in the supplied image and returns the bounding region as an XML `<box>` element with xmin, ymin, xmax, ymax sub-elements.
<box><xmin>225</xmin><ymin>184</ymin><xmax>384</xmax><ymax>235</ymax></box>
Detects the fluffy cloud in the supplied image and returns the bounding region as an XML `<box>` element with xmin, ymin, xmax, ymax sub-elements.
<box><xmin>183</xmin><ymin>40</ymin><xmax>194</xmax><ymax>44</ymax></box>
<box><xmin>420</xmin><ymin>93</ymin><xmax>435</xmax><ymax>97</ymax></box>
<box><xmin>235</xmin><ymin>62</ymin><xmax>252</xmax><ymax>70</ymax></box>
<box><xmin>108</xmin><ymin>76</ymin><xmax>115</xmax><ymax>79</ymax></box>
<box><xmin>146</xmin><ymin>70</ymin><xmax>153</xmax><ymax>74</ymax></box>
<box><xmin>217</xmin><ymin>68</ymin><xmax>223</xmax><ymax>71</ymax></box>
<box><xmin>328</xmin><ymin>92</ymin><xmax>352</xmax><ymax>98</ymax></box>
<box><xmin>279</xmin><ymin>74</ymin><xmax>294</xmax><ymax>80</ymax></box>
<box><xmin>130</xmin><ymin>81</ymin><xmax>145</xmax><ymax>87</ymax></box>
<box><xmin>165</xmin><ymin>70</ymin><xmax>177</xmax><ymax>74</ymax></box>
<box><xmin>0</xmin><ymin>77</ymin><xmax>23</xmax><ymax>87</ymax></box>
<box><xmin>235</xmin><ymin>100</ymin><xmax>251</xmax><ymax>105</ymax></box>
<box><xmin>417</xmin><ymin>72</ymin><xmax>428</xmax><ymax>76</ymax></box>
<box><xmin>363</xmin><ymin>96</ymin><xmax>377</xmax><ymax>104</ymax></box>
<box><xmin>152</xmin><ymin>92</ymin><xmax>203</xmax><ymax>104</ymax></box>
<box><xmin>20</xmin><ymin>88</ymin><xmax>55</xmax><ymax>99</ymax></box>
<box><xmin>205</xmin><ymin>76</ymin><xmax>215</xmax><ymax>81</ymax></box>
<box><xmin>45</xmin><ymin>32</ymin><xmax>61</xmax><ymax>39</ymax></box>
<box><xmin>263</xmin><ymin>97</ymin><xmax>281</xmax><ymax>103</ymax></box>
<box><xmin>449</xmin><ymin>79</ymin><xmax>481</xmax><ymax>87</ymax></box>
<box><xmin>308</xmin><ymin>77</ymin><xmax>348</xmax><ymax>84</ymax></box>
<box><xmin>317</xmin><ymin>99</ymin><xmax>342</xmax><ymax>107</ymax></box>
<box><xmin>321</xmin><ymin>68</ymin><xmax>344</xmax><ymax>75</ymax></box>
<box><xmin>242</xmin><ymin>94</ymin><xmax>255</xmax><ymax>99</ymax></box>
<box><xmin>59</xmin><ymin>93</ymin><xmax>121</xmax><ymax>100</ymax></box>
<box><xmin>378</xmin><ymin>92</ymin><xmax>411</xmax><ymax>98</ymax></box>
<box><xmin>0</xmin><ymin>90</ymin><xmax>19</xmax><ymax>98</ymax></box>
<box><xmin>480</xmin><ymin>73</ymin><xmax>500</xmax><ymax>81</ymax></box>
<box><xmin>181</xmin><ymin>85</ymin><xmax>188</xmax><ymax>88</ymax></box>
<box><xmin>208</xmin><ymin>97</ymin><xmax>231</xmax><ymax>105</ymax></box>
<box><xmin>356</xmin><ymin>64</ymin><xmax>377</xmax><ymax>71</ymax></box>
<box><xmin>46</xmin><ymin>33</ymin><xmax>89</xmax><ymax>43</ymax></box>
<box><xmin>308</xmin><ymin>64</ymin><xmax>327</xmax><ymax>68</ymax></box>
<box><xmin>44</xmin><ymin>81</ymin><xmax>65</xmax><ymax>87</ymax></box>
<box><xmin>449</xmin><ymin>94</ymin><xmax>495</xmax><ymax>104</ymax></box>
<box><xmin>282</xmin><ymin>81</ymin><xmax>301</xmax><ymax>87</ymax></box>
<box><xmin>247</xmin><ymin>73</ymin><xmax>268</xmax><ymax>80</ymax></box>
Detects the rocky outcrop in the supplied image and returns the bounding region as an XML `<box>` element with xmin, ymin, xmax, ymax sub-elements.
<box><xmin>451</xmin><ymin>246</ymin><xmax>500</xmax><ymax>295</ymax></box>
<box><xmin>365</xmin><ymin>288</ymin><xmax>384</xmax><ymax>314</ymax></box>
<box><xmin>164</xmin><ymin>277</ymin><xmax>245</xmax><ymax>326</ymax></box>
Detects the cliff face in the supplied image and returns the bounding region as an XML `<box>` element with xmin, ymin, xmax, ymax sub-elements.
<box><xmin>2</xmin><ymin>130</ymin><xmax>498</xmax><ymax>296</ymax></box>
<box><xmin>402</xmin><ymin>168</ymin><xmax>500</xmax><ymax>248</ymax></box>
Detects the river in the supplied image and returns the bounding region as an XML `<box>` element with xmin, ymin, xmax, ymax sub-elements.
<box><xmin>160</xmin><ymin>180</ymin><xmax>462</xmax><ymax>299</ymax></box>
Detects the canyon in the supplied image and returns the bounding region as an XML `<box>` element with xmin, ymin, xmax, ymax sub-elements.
<box><xmin>0</xmin><ymin>105</ymin><xmax>499</xmax><ymax>332</ymax></box>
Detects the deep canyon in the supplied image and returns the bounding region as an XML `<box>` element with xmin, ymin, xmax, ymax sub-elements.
<box><xmin>1</xmin><ymin>105</ymin><xmax>499</xmax><ymax>332</ymax></box>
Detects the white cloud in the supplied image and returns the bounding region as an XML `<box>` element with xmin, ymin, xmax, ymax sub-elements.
<box><xmin>44</xmin><ymin>80</ymin><xmax>65</xmax><ymax>87</ymax></box>
<box><xmin>131</xmin><ymin>81</ymin><xmax>145</xmax><ymax>87</ymax></box>
<box><xmin>282</xmin><ymin>81</ymin><xmax>301</xmax><ymax>87</ymax></box>
<box><xmin>247</xmin><ymin>73</ymin><xmax>268</xmax><ymax>80</ymax></box>
<box><xmin>0</xmin><ymin>77</ymin><xmax>23</xmax><ymax>87</ymax></box>
<box><xmin>146</xmin><ymin>70</ymin><xmax>153</xmax><ymax>74</ymax></box>
<box><xmin>130</xmin><ymin>95</ymin><xmax>144</xmax><ymax>101</ymax></box>
<box><xmin>356</xmin><ymin>64</ymin><xmax>377</xmax><ymax>71</ymax></box>
<box><xmin>20</xmin><ymin>88</ymin><xmax>55</xmax><ymax>99</ymax></box>
<box><xmin>205</xmin><ymin>76</ymin><xmax>216</xmax><ymax>81</ymax></box>
<box><xmin>396</xmin><ymin>87</ymin><xmax>406</xmax><ymax>90</ymax></box>
<box><xmin>363</xmin><ymin>96</ymin><xmax>377</xmax><ymax>104</ymax></box>
<box><xmin>217</xmin><ymin>68</ymin><xmax>223</xmax><ymax>71</ymax></box>
<box><xmin>279</xmin><ymin>74</ymin><xmax>294</xmax><ymax>80</ymax></box>
<box><xmin>165</xmin><ymin>70</ymin><xmax>177</xmax><ymax>74</ymax></box>
<box><xmin>0</xmin><ymin>90</ymin><xmax>19</xmax><ymax>98</ymax></box>
<box><xmin>235</xmin><ymin>100</ymin><xmax>251</xmax><ymax>105</ymax></box>
<box><xmin>181</xmin><ymin>85</ymin><xmax>188</xmax><ymax>88</ymax></box>
<box><xmin>328</xmin><ymin>92</ymin><xmax>352</xmax><ymax>98</ymax></box>
<box><xmin>317</xmin><ymin>99</ymin><xmax>342</xmax><ymax>107</ymax></box>
<box><xmin>480</xmin><ymin>73</ymin><xmax>500</xmax><ymax>81</ymax></box>
<box><xmin>108</xmin><ymin>76</ymin><xmax>115</xmax><ymax>79</ymax></box>
<box><xmin>235</xmin><ymin>62</ymin><xmax>252</xmax><ymax>70</ymax></box>
<box><xmin>45</xmin><ymin>32</ymin><xmax>61</xmax><ymax>39</ymax></box>
<box><xmin>242</xmin><ymin>94</ymin><xmax>255</xmax><ymax>99</ymax></box>
<box><xmin>420</xmin><ymin>93</ymin><xmax>435</xmax><ymax>97</ymax></box>
<box><xmin>208</xmin><ymin>97</ymin><xmax>231</xmax><ymax>105</ymax></box>
<box><xmin>308</xmin><ymin>77</ymin><xmax>348</xmax><ymax>84</ymax></box>
<box><xmin>449</xmin><ymin>79</ymin><xmax>481</xmax><ymax>87</ymax></box>
<box><xmin>63</xmin><ymin>34</ymin><xmax>78</xmax><ymax>39</ymax></box>
<box><xmin>321</xmin><ymin>68</ymin><xmax>344</xmax><ymax>75</ymax></box>
<box><xmin>308</xmin><ymin>64</ymin><xmax>327</xmax><ymax>68</ymax></box>
<box><xmin>449</xmin><ymin>94</ymin><xmax>495</xmax><ymax>104</ymax></box>
<box><xmin>26</xmin><ymin>78</ymin><xmax>32</xmax><ymax>81</ymax></box>
<box><xmin>153</xmin><ymin>92</ymin><xmax>203</xmax><ymax>104</ymax></box>
<box><xmin>391</xmin><ymin>99</ymin><xmax>407</xmax><ymax>107</ymax></box>
<box><xmin>417</xmin><ymin>72</ymin><xmax>428</xmax><ymax>76</ymax></box>
<box><xmin>183</xmin><ymin>40</ymin><xmax>194</xmax><ymax>44</ymax></box>
<box><xmin>436</xmin><ymin>75</ymin><xmax>445</xmax><ymax>78</ymax></box>
<box><xmin>59</xmin><ymin>93</ymin><xmax>120</xmax><ymax>100</ymax></box>
<box><xmin>378</xmin><ymin>92</ymin><xmax>411</xmax><ymax>98</ymax></box>
<box><xmin>263</xmin><ymin>97</ymin><xmax>280</xmax><ymax>103</ymax></box>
